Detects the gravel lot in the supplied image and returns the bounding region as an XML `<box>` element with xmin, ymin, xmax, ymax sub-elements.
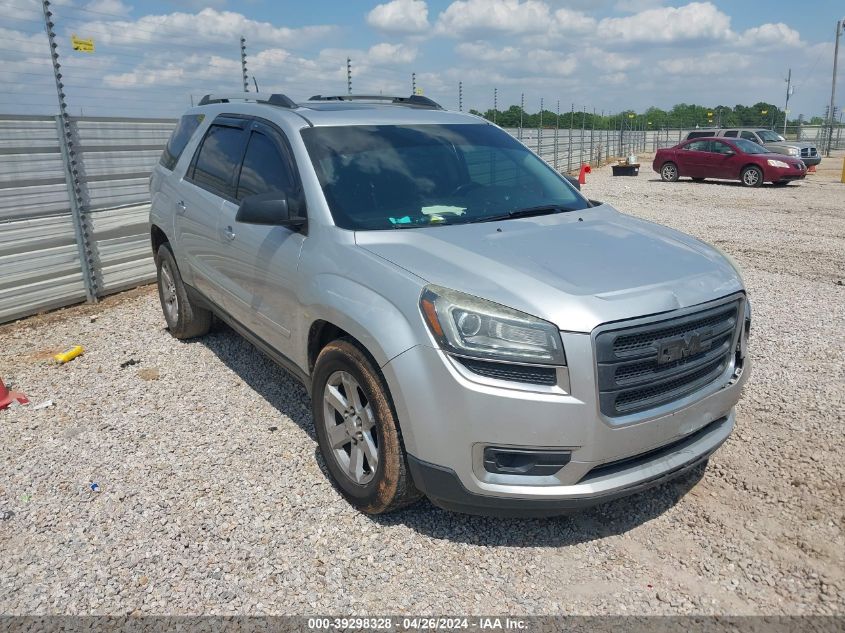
<box><xmin>1</xmin><ymin>153</ymin><xmax>843</xmax><ymax>616</ymax></box>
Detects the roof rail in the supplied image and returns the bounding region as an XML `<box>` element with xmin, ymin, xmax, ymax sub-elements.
<box><xmin>307</xmin><ymin>94</ymin><xmax>443</xmax><ymax>110</ymax></box>
<box><xmin>197</xmin><ymin>93</ymin><xmax>297</xmax><ymax>108</ymax></box>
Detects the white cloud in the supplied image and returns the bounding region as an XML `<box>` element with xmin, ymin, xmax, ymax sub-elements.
<box><xmin>436</xmin><ymin>0</ymin><xmax>552</xmax><ymax>36</ymax></box>
<box><xmin>598</xmin><ymin>2</ymin><xmax>732</xmax><ymax>43</ymax></box>
<box><xmin>366</xmin><ymin>42</ymin><xmax>418</xmax><ymax>64</ymax></box>
<box><xmin>658</xmin><ymin>52</ymin><xmax>750</xmax><ymax>75</ymax></box>
<box><xmin>366</xmin><ymin>0</ymin><xmax>430</xmax><ymax>34</ymax></box>
<box><xmin>455</xmin><ymin>41</ymin><xmax>521</xmax><ymax>62</ymax></box>
<box><xmin>552</xmin><ymin>8</ymin><xmax>597</xmax><ymax>34</ymax></box>
<box><xmin>740</xmin><ymin>22</ymin><xmax>801</xmax><ymax>48</ymax></box>
<box><xmin>84</xmin><ymin>0</ymin><xmax>131</xmax><ymax>17</ymax></box>
<box><xmin>613</xmin><ymin>0</ymin><xmax>665</xmax><ymax>13</ymax></box>
<box><xmin>72</xmin><ymin>8</ymin><xmax>333</xmax><ymax>47</ymax></box>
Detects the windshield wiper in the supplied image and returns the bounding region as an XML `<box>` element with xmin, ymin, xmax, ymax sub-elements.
<box><xmin>463</xmin><ymin>204</ymin><xmax>573</xmax><ymax>224</ymax></box>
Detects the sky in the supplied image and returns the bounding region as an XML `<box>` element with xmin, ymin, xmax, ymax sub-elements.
<box><xmin>0</xmin><ymin>0</ymin><xmax>843</xmax><ymax>118</ymax></box>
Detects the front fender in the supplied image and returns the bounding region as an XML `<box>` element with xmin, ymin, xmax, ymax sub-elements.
<box><xmin>304</xmin><ymin>273</ymin><xmax>425</xmax><ymax>369</ymax></box>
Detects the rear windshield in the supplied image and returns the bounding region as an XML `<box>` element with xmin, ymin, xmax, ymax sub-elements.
<box><xmin>300</xmin><ymin>124</ymin><xmax>589</xmax><ymax>230</ymax></box>
<box><xmin>160</xmin><ymin>114</ymin><xmax>204</xmax><ymax>170</ymax></box>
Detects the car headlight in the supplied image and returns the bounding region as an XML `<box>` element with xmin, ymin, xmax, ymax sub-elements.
<box><xmin>767</xmin><ymin>159</ymin><xmax>790</xmax><ymax>168</ymax></box>
<box><xmin>787</xmin><ymin>148</ymin><xmax>800</xmax><ymax>156</ymax></box>
<box><xmin>420</xmin><ymin>285</ymin><xmax>566</xmax><ymax>365</ymax></box>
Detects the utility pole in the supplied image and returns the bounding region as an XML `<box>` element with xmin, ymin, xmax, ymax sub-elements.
<box><xmin>458</xmin><ymin>81</ymin><xmax>463</xmax><ymax>112</ymax></box>
<box><xmin>42</xmin><ymin>0</ymin><xmax>97</xmax><ymax>303</ymax></box>
<box><xmin>519</xmin><ymin>92</ymin><xmax>524</xmax><ymax>139</ymax></box>
<box><xmin>347</xmin><ymin>57</ymin><xmax>352</xmax><ymax>95</ymax></box>
<box><xmin>240</xmin><ymin>36</ymin><xmax>248</xmax><ymax>92</ymax></box>
<box><xmin>783</xmin><ymin>68</ymin><xmax>792</xmax><ymax>135</ymax></box>
<box><xmin>826</xmin><ymin>19</ymin><xmax>843</xmax><ymax>156</ymax></box>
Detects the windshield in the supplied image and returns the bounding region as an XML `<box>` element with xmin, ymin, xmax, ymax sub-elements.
<box><xmin>301</xmin><ymin>124</ymin><xmax>590</xmax><ymax>230</ymax></box>
<box><xmin>733</xmin><ymin>138</ymin><xmax>769</xmax><ymax>154</ymax></box>
<box><xmin>756</xmin><ymin>130</ymin><xmax>784</xmax><ymax>143</ymax></box>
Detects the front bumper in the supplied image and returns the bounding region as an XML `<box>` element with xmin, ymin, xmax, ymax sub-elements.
<box><xmin>802</xmin><ymin>156</ymin><xmax>821</xmax><ymax>167</ymax></box>
<box><xmin>383</xmin><ymin>325</ymin><xmax>749</xmax><ymax>516</ymax></box>
<box><xmin>768</xmin><ymin>165</ymin><xmax>806</xmax><ymax>181</ymax></box>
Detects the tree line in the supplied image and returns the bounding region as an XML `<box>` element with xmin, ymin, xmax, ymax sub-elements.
<box><xmin>469</xmin><ymin>102</ymin><xmax>828</xmax><ymax>130</ymax></box>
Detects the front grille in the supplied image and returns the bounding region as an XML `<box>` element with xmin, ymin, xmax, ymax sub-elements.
<box><xmin>457</xmin><ymin>357</ymin><xmax>557</xmax><ymax>386</ymax></box>
<box><xmin>801</xmin><ymin>148</ymin><xmax>818</xmax><ymax>157</ymax></box>
<box><xmin>595</xmin><ymin>299</ymin><xmax>741</xmax><ymax>417</ymax></box>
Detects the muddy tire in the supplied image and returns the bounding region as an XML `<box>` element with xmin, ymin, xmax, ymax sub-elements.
<box><xmin>155</xmin><ymin>243</ymin><xmax>211</xmax><ymax>339</ymax></box>
<box><xmin>312</xmin><ymin>338</ymin><xmax>421</xmax><ymax>514</ymax></box>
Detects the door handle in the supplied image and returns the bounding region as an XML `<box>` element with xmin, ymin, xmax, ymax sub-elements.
<box><xmin>176</xmin><ymin>200</ymin><xmax>186</xmax><ymax>214</ymax></box>
<box><xmin>223</xmin><ymin>225</ymin><xmax>236</xmax><ymax>241</ymax></box>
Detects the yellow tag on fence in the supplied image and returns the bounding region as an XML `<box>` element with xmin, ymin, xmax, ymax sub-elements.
<box><xmin>71</xmin><ymin>35</ymin><xmax>94</xmax><ymax>53</ymax></box>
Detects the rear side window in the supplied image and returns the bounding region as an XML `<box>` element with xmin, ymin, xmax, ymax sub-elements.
<box><xmin>236</xmin><ymin>131</ymin><xmax>295</xmax><ymax>199</ymax></box>
<box><xmin>684</xmin><ymin>140</ymin><xmax>710</xmax><ymax>151</ymax></box>
<box><xmin>189</xmin><ymin>124</ymin><xmax>247</xmax><ymax>199</ymax></box>
<box><xmin>740</xmin><ymin>131</ymin><xmax>758</xmax><ymax>142</ymax></box>
<box><xmin>724</xmin><ymin>130</ymin><xmax>738</xmax><ymax>138</ymax></box>
<box><xmin>686</xmin><ymin>131</ymin><xmax>710</xmax><ymax>140</ymax></box>
<box><xmin>160</xmin><ymin>114</ymin><xmax>204</xmax><ymax>170</ymax></box>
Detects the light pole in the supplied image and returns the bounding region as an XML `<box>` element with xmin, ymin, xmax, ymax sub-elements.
<box><xmin>783</xmin><ymin>68</ymin><xmax>792</xmax><ymax>135</ymax></box>
<box><xmin>826</xmin><ymin>19</ymin><xmax>843</xmax><ymax>156</ymax></box>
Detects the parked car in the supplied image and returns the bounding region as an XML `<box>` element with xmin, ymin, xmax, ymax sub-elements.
<box><xmin>685</xmin><ymin>128</ymin><xmax>821</xmax><ymax>166</ymax></box>
<box><xmin>150</xmin><ymin>93</ymin><xmax>751</xmax><ymax>516</ymax></box>
<box><xmin>655</xmin><ymin>137</ymin><xmax>807</xmax><ymax>186</ymax></box>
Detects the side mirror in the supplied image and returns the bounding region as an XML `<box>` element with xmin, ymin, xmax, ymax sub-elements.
<box><xmin>236</xmin><ymin>192</ymin><xmax>306</xmax><ymax>228</ymax></box>
<box><xmin>563</xmin><ymin>174</ymin><xmax>581</xmax><ymax>190</ymax></box>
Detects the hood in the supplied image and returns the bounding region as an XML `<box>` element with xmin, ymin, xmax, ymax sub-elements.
<box><xmin>355</xmin><ymin>204</ymin><xmax>743</xmax><ymax>333</ymax></box>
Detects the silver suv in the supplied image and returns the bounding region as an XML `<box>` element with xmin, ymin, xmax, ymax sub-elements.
<box><xmin>150</xmin><ymin>93</ymin><xmax>751</xmax><ymax>516</ymax></box>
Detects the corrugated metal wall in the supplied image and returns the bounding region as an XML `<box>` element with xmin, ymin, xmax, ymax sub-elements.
<box><xmin>0</xmin><ymin>114</ymin><xmax>175</xmax><ymax>324</ymax></box>
<box><xmin>74</xmin><ymin>117</ymin><xmax>176</xmax><ymax>294</ymax></box>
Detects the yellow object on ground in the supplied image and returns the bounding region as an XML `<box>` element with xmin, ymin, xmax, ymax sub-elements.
<box><xmin>54</xmin><ymin>346</ymin><xmax>84</xmax><ymax>364</ymax></box>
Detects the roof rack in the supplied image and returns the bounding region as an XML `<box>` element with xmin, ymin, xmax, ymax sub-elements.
<box><xmin>197</xmin><ymin>93</ymin><xmax>297</xmax><ymax>108</ymax></box>
<box><xmin>307</xmin><ymin>94</ymin><xmax>443</xmax><ymax>110</ymax></box>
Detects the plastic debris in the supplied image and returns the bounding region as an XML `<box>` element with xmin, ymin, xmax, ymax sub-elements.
<box><xmin>120</xmin><ymin>358</ymin><xmax>140</xmax><ymax>369</ymax></box>
<box><xmin>90</xmin><ymin>482</ymin><xmax>100</xmax><ymax>493</ymax></box>
<box><xmin>0</xmin><ymin>510</ymin><xmax>14</xmax><ymax>521</ymax></box>
<box><xmin>268</xmin><ymin>426</ymin><xmax>278</xmax><ymax>432</ymax></box>
<box><xmin>32</xmin><ymin>400</ymin><xmax>53</xmax><ymax>411</ymax></box>
<box><xmin>54</xmin><ymin>346</ymin><xmax>84</xmax><ymax>364</ymax></box>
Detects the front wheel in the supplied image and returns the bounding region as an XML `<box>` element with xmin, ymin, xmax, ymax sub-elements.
<box><xmin>660</xmin><ymin>162</ymin><xmax>679</xmax><ymax>182</ymax></box>
<box><xmin>312</xmin><ymin>339</ymin><xmax>421</xmax><ymax>514</ymax></box>
<box><xmin>741</xmin><ymin>165</ymin><xmax>764</xmax><ymax>187</ymax></box>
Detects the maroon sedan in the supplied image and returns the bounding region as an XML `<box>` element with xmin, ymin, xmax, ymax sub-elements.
<box><xmin>653</xmin><ymin>137</ymin><xmax>807</xmax><ymax>187</ymax></box>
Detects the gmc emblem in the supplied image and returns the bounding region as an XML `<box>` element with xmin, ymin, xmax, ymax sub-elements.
<box><xmin>657</xmin><ymin>330</ymin><xmax>712</xmax><ymax>365</ymax></box>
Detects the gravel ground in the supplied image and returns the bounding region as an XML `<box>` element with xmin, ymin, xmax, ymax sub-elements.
<box><xmin>1</xmin><ymin>153</ymin><xmax>843</xmax><ymax>616</ymax></box>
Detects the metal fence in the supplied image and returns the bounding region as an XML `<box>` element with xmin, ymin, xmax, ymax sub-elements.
<box><xmin>0</xmin><ymin>113</ymin><xmax>175</xmax><ymax>324</ymax></box>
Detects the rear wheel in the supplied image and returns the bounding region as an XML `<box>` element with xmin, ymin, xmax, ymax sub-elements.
<box><xmin>741</xmin><ymin>165</ymin><xmax>764</xmax><ymax>187</ymax></box>
<box><xmin>156</xmin><ymin>244</ymin><xmax>211</xmax><ymax>339</ymax></box>
<box><xmin>660</xmin><ymin>162</ymin><xmax>679</xmax><ymax>182</ymax></box>
<box><xmin>312</xmin><ymin>339</ymin><xmax>421</xmax><ymax>514</ymax></box>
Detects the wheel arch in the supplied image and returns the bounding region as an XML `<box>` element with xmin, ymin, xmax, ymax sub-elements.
<box><xmin>740</xmin><ymin>162</ymin><xmax>765</xmax><ymax>182</ymax></box>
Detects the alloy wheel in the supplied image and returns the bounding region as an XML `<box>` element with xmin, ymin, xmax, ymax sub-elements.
<box><xmin>160</xmin><ymin>260</ymin><xmax>179</xmax><ymax>324</ymax></box>
<box><xmin>322</xmin><ymin>370</ymin><xmax>379</xmax><ymax>485</ymax></box>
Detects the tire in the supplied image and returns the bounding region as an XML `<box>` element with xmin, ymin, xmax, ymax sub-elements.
<box><xmin>312</xmin><ymin>338</ymin><xmax>421</xmax><ymax>514</ymax></box>
<box><xmin>660</xmin><ymin>162</ymin><xmax>679</xmax><ymax>182</ymax></box>
<box><xmin>691</xmin><ymin>177</ymin><xmax>705</xmax><ymax>182</ymax></box>
<box><xmin>741</xmin><ymin>165</ymin><xmax>764</xmax><ymax>187</ymax></box>
<box><xmin>155</xmin><ymin>243</ymin><xmax>211</xmax><ymax>339</ymax></box>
